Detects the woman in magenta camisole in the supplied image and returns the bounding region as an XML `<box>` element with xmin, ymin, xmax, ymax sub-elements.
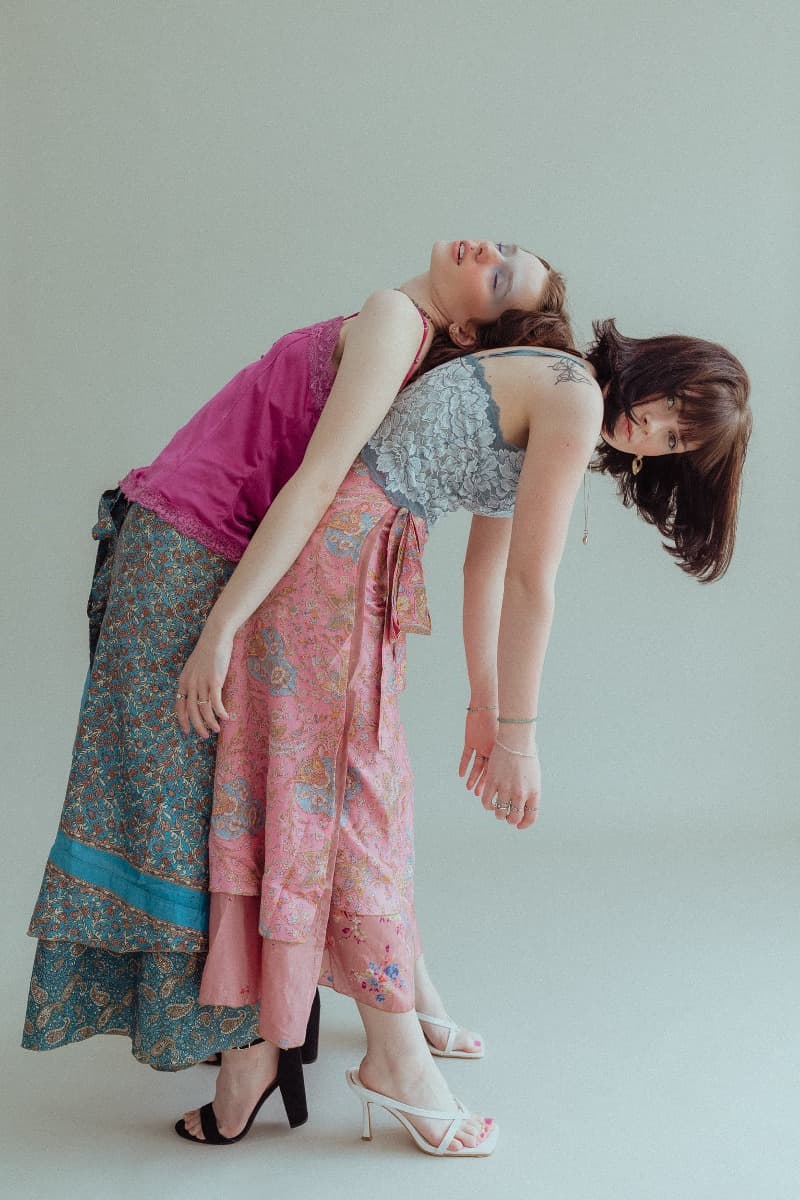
<box><xmin>23</xmin><ymin>239</ymin><xmax>574</xmax><ymax>1071</ymax></box>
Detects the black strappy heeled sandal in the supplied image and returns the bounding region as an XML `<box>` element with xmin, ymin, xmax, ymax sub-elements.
<box><xmin>175</xmin><ymin>1046</ymin><xmax>308</xmax><ymax>1145</ymax></box>
<box><xmin>202</xmin><ymin>988</ymin><xmax>321</xmax><ymax>1067</ymax></box>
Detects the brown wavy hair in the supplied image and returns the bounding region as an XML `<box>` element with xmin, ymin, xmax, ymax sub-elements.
<box><xmin>416</xmin><ymin>258</ymin><xmax>576</xmax><ymax>378</ymax></box>
<box><xmin>588</xmin><ymin>319</ymin><xmax>751</xmax><ymax>583</ymax></box>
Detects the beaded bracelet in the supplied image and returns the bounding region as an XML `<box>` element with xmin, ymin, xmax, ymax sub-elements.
<box><xmin>495</xmin><ymin>739</ymin><xmax>538</xmax><ymax>759</ymax></box>
<box><xmin>466</xmin><ymin>704</ymin><xmax>498</xmax><ymax>713</ymax></box>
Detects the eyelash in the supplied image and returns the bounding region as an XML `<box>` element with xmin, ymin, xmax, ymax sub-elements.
<box><xmin>667</xmin><ymin>397</ymin><xmax>677</xmax><ymax>450</ymax></box>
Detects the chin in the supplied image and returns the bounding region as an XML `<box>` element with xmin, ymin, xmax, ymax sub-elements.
<box><xmin>430</xmin><ymin>240</ymin><xmax>449</xmax><ymax>268</ymax></box>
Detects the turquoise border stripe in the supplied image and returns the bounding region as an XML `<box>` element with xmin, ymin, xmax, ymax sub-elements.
<box><xmin>50</xmin><ymin>830</ymin><xmax>209</xmax><ymax>933</ymax></box>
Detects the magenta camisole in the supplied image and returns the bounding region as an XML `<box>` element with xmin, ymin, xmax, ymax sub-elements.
<box><xmin>120</xmin><ymin>316</ymin><xmax>347</xmax><ymax>561</ymax></box>
<box><xmin>120</xmin><ymin>308</ymin><xmax>429</xmax><ymax>561</ymax></box>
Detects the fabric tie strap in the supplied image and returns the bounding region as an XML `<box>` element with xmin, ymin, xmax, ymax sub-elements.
<box><xmin>378</xmin><ymin>507</ymin><xmax>431</xmax><ymax>750</ymax></box>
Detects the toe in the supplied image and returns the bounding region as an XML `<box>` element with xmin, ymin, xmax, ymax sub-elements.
<box><xmin>184</xmin><ymin>1108</ymin><xmax>205</xmax><ymax>1140</ymax></box>
<box><xmin>457</xmin><ymin>1029</ymin><xmax>483</xmax><ymax>1054</ymax></box>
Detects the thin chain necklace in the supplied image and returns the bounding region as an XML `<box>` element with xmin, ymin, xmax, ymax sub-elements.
<box><xmin>395</xmin><ymin>289</ymin><xmax>437</xmax><ymax>328</ymax></box>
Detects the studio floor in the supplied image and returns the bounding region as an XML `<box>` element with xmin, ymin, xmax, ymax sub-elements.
<box><xmin>4</xmin><ymin>829</ymin><xmax>796</xmax><ymax>1200</ymax></box>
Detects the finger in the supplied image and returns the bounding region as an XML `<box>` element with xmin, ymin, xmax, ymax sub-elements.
<box><xmin>465</xmin><ymin>754</ymin><xmax>485</xmax><ymax>791</ymax></box>
<box><xmin>201</xmin><ymin>699</ymin><xmax>221</xmax><ymax>735</ymax></box>
<box><xmin>197</xmin><ymin>687</ymin><xmax>221</xmax><ymax>735</ymax></box>
<box><xmin>187</xmin><ymin>695</ymin><xmax>210</xmax><ymax>739</ymax></box>
<box><xmin>505</xmin><ymin>797</ymin><xmax>522</xmax><ymax>826</ymax></box>
<box><xmin>458</xmin><ymin>746</ymin><xmax>472</xmax><ymax>778</ymax></box>
<box><xmin>471</xmin><ymin>764</ymin><xmax>488</xmax><ymax>796</ymax></box>
<box><xmin>518</xmin><ymin>797</ymin><xmax>539</xmax><ymax>829</ymax></box>
<box><xmin>175</xmin><ymin>693</ymin><xmax>190</xmax><ymax>737</ymax></box>
<box><xmin>479</xmin><ymin>773</ymin><xmax>497</xmax><ymax>812</ymax></box>
<box><xmin>211</xmin><ymin>684</ymin><xmax>231</xmax><ymax>724</ymax></box>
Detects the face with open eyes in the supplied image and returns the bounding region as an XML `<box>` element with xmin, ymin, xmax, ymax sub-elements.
<box><xmin>602</xmin><ymin>396</ymin><xmax>699</xmax><ymax>457</ymax></box>
<box><xmin>429</xmin><ymin>240</ymin><xmax>551</xmax><ymax>346</ymax></box>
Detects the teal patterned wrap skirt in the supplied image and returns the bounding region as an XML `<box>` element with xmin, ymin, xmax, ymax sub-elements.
<box><xmin>22</xmin><ymin>494</ymin><xmax>261</xmax><ymax>1069</ymax></box>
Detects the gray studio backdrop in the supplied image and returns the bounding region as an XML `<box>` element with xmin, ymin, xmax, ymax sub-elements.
<box><xmin>2</xmin><ymin>1</ymin><xmax>798</xmax><ymax>1195</ymax></box>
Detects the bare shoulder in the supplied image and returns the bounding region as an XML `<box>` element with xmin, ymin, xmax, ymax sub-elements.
<box><xmin>479</xmin><ymin>348</ymin><xmax>603</xmax><ymax>447</ymax></box>
<box><xmin>358</xmin><ymin>287</ymin><xmax>426</xmax><ymax>330</ymax></box>
<box><xmin>337</xmin><ymin>288</ymin><xmax>429</xmax><ymax>368</ymax></box>
<box><xmin>536</xmin><ymin>359</ymin><xmax>604</xmax><ymax>438</ymax></box>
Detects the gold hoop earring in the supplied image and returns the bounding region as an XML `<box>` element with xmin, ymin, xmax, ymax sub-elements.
<box><xmin>631</xmin><ymin>455</ymin><xmax>643</xmax><ymax>476</ymax></box>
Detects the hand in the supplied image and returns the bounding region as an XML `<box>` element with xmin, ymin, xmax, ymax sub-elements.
<box><xmin>458</xmin><ymin>710</ymin><xmax>498</xmax><ymax>794</ymax></box>
<box><xmin>479</xmin><ymin>742</ymin><xmax>541</xmax><ymax>830</ymax></box>
<box><xmin>175</xmin><ymin>623</ymin><xmax>235</xmax><ymax>739</ymax></box>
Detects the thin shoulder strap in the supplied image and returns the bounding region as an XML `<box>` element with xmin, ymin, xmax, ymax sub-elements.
<box><xmin>478</xmin><ymin>347</ymin><xmax>588</xmax><ymax>367</ymax></box>
<box><xmin>395</xmin><ymin>291</ymin><xmax>435</xmax><ymax>386</ymax></box>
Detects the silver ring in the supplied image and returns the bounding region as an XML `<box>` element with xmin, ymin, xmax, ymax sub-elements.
<box><xmin>197</xmin><ymin>699</ymin><xmax>211</xmax><ymax>706</ymax></box>
<box><xmin>176</xmin><ymin>692</ymin><xmax>188</xmax><ymax>701</ymax></box>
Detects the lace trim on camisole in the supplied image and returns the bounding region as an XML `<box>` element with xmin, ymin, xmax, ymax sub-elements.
<box><xmin>308</xmin><ymin>316</ymin><xmax>347</xmax><ymax>414</ymax></box>
<box><xmin>117</xmin><ymin>476</ymin><xmax>243</xmax><ymax>561</ymax></box>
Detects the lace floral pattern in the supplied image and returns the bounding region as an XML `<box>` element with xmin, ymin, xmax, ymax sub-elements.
<box><xmin>361</xmin><ymin>355</ymin><xmax>525</xmax><ymax>525</ymax></box>
<box><xmin>117</xmin><ymin>474</ymin><xmax>242</xmax><ymax>561</ymax></box>
<box><xmin>308</xmin><ymin>315</ymin><xmax>346</xmax><ymax>414</ymax></box>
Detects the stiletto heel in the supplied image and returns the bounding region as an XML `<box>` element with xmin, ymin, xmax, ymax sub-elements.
<box><xmin>345</xmin><ymin>1069</ymin><xmax>498</xmax><ymax>1158</ymax></box>
<box><xmin>277</xmin><ymin>1047</ymin><xmax>309</xmax><ymax>1128</ymax></box>
<box><xmin>175</xmin><ymin>1047</ymin><xmax>308</xmax><ymax>1145</ymax></box>
<box><xmin>301</xmin><ymin>989</ymin><xmax>321</xmax><ymax>1064</ymax></box>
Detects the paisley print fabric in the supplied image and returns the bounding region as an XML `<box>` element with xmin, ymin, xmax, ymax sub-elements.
<box><xmin>200</xmin><ymin>460</ymin><xmax>431</xmax><ymax>1048</ymax></box>
<box><xmin>23</xmin><ymin>498</ymin><xmax>261</xmax><ymax>1068</ymax></box>
<box><xmin>23</xmin><ymin>940</ymin><xmax>257</xmax><ymax>1071</ymax></box>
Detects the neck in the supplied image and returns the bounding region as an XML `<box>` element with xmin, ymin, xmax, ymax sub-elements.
<box><xmin>397</xmin><ymin>273</ymin><xmax>448</xmax><ymax>330</ymax></box>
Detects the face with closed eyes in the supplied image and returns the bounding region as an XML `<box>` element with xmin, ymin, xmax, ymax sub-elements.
<box><xmin>429</xmin><ymin>240</ymin><xmax>551</xmax><ymax>344</ymax></box>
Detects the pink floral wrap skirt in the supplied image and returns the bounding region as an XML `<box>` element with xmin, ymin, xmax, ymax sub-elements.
<box><xmin>200</xmin><ymin>459</ymin><xmax>431</xmax><ymax>1047</ymax></box>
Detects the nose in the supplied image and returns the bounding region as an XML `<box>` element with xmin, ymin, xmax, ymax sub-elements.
<box><xmin>475</xmin><ymin>240</ymin><xmax>501</xmax><ymax>263</ymax></box>
<box><xmin>639</xmin><ymin>408</ymin><xmax>662</xmax><ymax>437</ymax></box>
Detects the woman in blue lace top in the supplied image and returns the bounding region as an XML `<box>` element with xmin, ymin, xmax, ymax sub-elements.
<box><xmin>175</xmin><ymin>316</ymin><xmax>751</xmax><ymax>1157</ymax></box>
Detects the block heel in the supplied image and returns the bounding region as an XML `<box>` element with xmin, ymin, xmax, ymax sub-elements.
<box><xmin>301</xmin><ymin>989</ymin><xmax>321</xmax><ymax>1064</ymax></box>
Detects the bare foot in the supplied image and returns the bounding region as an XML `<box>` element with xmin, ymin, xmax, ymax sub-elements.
<box><xmin>414</xmin><ymin>957</ymin><xmax>483</xmax><ymax>1056</ymax></box>
<box><xmin>181</xmin><ymin>1041</ymin><xmax>280</xmax><ymax>1141</ymax></box>
<box><xmin>358</xmin><ymin>1051</ymin><xmax>493</xmax><ymax>1152</ymax></box>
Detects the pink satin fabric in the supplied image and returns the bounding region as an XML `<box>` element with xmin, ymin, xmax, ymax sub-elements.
<box><xmin>200</xmin><ymin>459</ymin><xmax>431</xmax><ymax>1047</ymax></box>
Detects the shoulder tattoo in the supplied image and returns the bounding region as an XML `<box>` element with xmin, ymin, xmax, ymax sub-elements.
<box><xmin>548</xmin><ymin>358</ymin><xmax>592</xmax><ymax>386</ymax></box>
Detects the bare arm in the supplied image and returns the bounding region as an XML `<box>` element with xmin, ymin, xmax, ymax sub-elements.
<box><xmin>458</xmin><ymin>515</ymin><xmax>512</xmax><ymax>788</ymax></box>
<box><xmin>178</xmin><ymin>289</ymin><xmax>431</xmax><ymax>737</ymax></box>
<box><xmin>480</xmin><ymin>375</ymin><xmax>603</xmax><ymax>828</ymax></box>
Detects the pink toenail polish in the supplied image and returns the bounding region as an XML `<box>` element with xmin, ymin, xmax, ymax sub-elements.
<box><xmin>485</xmin><ymin>1117</ymin><xmax>493</xmax><ymax>1124</ymax></box>
<box><xmin>474</xmin><ymin>1039</ymin><xmax>482</xmax><ymax>1045</ymax></box>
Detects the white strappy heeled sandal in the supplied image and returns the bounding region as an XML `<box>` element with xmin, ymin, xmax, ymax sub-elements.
<box><xmin>416</xmin><ymin>1010</ymin><xmax>485</xmax><ymax>1059</ymax></box>
<box><xmin>345</xmin><ymin>1069</ymin><xmax>498</xmax><ymax>1158</ymax></box>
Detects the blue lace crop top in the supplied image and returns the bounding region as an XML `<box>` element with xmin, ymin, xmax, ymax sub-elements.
<box><xmin>361</xmin><ymin>349</ymin><xmax>587</xmax><ymax>525</ymax></box>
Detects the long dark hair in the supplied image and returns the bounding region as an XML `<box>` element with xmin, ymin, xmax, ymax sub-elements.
<box><xmin>417</xmin><ymin>262</ymin><xmax>577</xmax><ymax>378</ymax></box>
<box><xmin>588</xmin><ymin>319</ymin><xmax>751</xmax><ymax>583</ymax></box>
